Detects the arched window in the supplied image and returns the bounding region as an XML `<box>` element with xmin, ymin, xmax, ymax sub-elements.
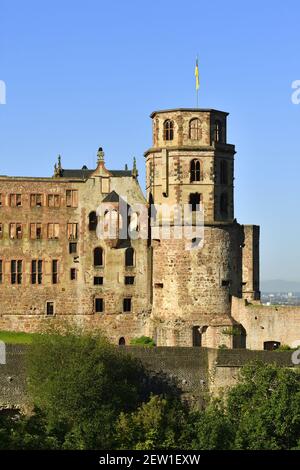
<box><xmin>190</xmin><ymin>159</ymin><xmax>201</xmax><ymax>182</ymax></box>
<box><xmin>125</xmin><ymin>247</ymin><xmax>134</xmax><ymax>267</ymax></box>
<box><xmin>89</xmin><ymin>211</ymin><xmax>97</xmax><ymax>231</ymax></box>
<box><xmin>215</xmin><ymin>120</ymin><xmax>222</xmax><ymax>143</ymax></box>
<box><xmin>220</xmin><ymin>192</ymin><xmax>228</xmax><ymax>216</ymax></box>
<box><xmin>220</xmin><ymin>160</ymin><xmax>228</xmax><ymax>184</ymax></box>
<box><xmin>94</xmin><ymin>247</ymin><xmax>103</xmax><ymax>267</ymax></box>
<box><xmin>189</xmin><ymin>118</ymin><xmax>201</xmax><ymax>140</ymax></box>
<box><xmin>163</xmin><ymin>120</ymin><xmax>174</xmax><ymax>141</ymax></box>
<box><xmin>119</xmin><ymin>337</ymin><xmax>126</xmax><ymax>346</ymax></box>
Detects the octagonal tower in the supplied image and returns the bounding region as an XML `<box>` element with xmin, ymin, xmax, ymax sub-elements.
<box><xmin>145</xmin><ymin>108</ymin><xmax>247</xmax><ymax>347</ymax></box>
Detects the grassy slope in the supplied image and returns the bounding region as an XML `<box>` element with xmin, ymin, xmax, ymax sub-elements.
<box><xmin>0</xmin><ymin>330</ymin><xmax>40</xmax><ymax>344</ymax></box>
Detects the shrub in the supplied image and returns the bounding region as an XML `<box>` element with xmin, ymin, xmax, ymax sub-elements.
<box><xmin>130</xmin><ymin>336</ymin><xmax>156</xmax><ymax>347</ymax></box>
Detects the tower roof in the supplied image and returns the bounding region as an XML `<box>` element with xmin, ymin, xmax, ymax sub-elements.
<box><xmin>150</xmin><ymin>108</ymin><xmax>229</xmax><ymax>118</ymax></box>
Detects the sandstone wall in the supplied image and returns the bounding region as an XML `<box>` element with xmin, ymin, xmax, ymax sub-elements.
<box><xmin>232</xmin><ymin>297</ymin><xmax>300</xmax><ymax>350</ymax></box>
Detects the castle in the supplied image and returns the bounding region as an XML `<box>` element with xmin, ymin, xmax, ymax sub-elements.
<box><xmin>0</xmin><ymin>107</ymin><xmax>299</xmax><ymax>350</ymax></box>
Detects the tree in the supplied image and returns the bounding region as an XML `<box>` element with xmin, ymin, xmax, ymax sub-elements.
<box><xmin>226</xmin><ymin>361</ymin><xmax>300</xmax><ymax>450</ymax></box>
<box><xmin>27</xmin><ymin>332</ymin><xmax>146</xmax><ymax>449</ymax></box>
<box><xmin>115</xmin><ymin>395</ymin><xmax>189</xmax><ymax>450</ymax></box>
<box><xmin>184</xmin><ymin>361</ymin><xmax>300</xmax><ymax>450</ymax></box>
<box><xmin>187</xmin><ymin>401</ymin><xmax>234</xmax><ymax>450</ymax></box>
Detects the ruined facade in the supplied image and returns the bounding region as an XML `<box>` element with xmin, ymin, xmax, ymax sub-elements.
<box><xmin>0</xmin><ymin>108</ymin><xmax>299</xmax><ymax>349</ymax></box>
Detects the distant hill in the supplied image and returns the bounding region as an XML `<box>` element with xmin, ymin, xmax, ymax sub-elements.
<box><xmin>261</xmin><ymin>279</ymin><xmax>300</xmax><ymax>293</ymax></box>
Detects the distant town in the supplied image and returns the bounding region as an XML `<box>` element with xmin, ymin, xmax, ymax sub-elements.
<box><xmin>261</xmin><ymin>292</ymin><xmax>300</xmax><ymax>306</ymax></box>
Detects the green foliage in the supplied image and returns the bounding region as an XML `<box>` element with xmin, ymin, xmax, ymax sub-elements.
<box><xmin>2</xmin><ymin>335</ymin><xmax>299</xmax><ymax>451</ymax></box>
<box><xmin>218</xmin><ymin>344</ymin><xmax>228</xmax><ymax>349</ymax></box>
<box><xmin>27</xmin><ymin>332</ymin><xmax>146</xmax><ymax>449</ymax></box>
<box><xmin>221</xmin><ymin>327</ymin><xmax>241</xmax><ymax>336</ymax></box>
<box><xmin>226</xmin><ymin>361</ymin><xmax>300</xmax><ymax>449</ymax></box>
<box><xmin>130</xmin><ymin>336</ymin><xmax>156</xmax><ymax>347</ymax></box>
<box><xmin>276</xmin><ymin>344</ymin><xmax>293</xmax><ymax>351</ymax></box>
<box><xmin>0</xmin><ymin>410</ymin><xmax>60</xmax><ymax>450</ymax></box>
<box><xmin>115</xmin><ymin>395</ymin><xmax>189</xmax><ymax>449</ymax></box>
<box><xmin>187</xmin><ymin>401</ymin><xmax>235</xmax><ymax>450</ymax></box>
<box><xmin>0</xmin><ymin>330</ymin><xmax>41</xmax><ymax>344</ymax></box>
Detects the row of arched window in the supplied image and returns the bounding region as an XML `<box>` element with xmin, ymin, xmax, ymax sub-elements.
<box><xmin>93</xmin><ymin>246</ymin><xmax>135</xmax><ymax>267</ymax></box>
<box><xmin>163</xmin><ymin>118</ymin><xmax>223</xmax><ymax>142</ymax></box>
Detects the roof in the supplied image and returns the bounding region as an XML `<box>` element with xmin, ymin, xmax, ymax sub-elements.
<box><xmin>102</xmin><ymin>190</ymin><xmax>120</xmax><ymax>203</ymax></box>
<box><xmin>60</xmin><ymin>169</ymin><xmax>94</xmax><ymax>179</ymax></box>
<box><xmin>150</xmin><ymin>108</ymin><xmax>229</xmax><ymax>118</ymax></box>
<box><xmin>109</xmin><ymin>170</ymin><xmax>132</xmax><ymax>177</ymax></box>
<box><xmin>59</xmin><ymin>168</ymin><xmax>132</xmax><ymax>180</ymax></box>
<box><xmin>102</xmin><ymin>190</ymin><xmax>129</xmax><ymax>207</ymax></box>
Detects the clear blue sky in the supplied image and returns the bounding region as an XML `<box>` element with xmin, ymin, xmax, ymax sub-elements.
<box><xmin>0</xmin><ymin>0</ymin><xmax>300</xmax><ymax>281</ymax></box>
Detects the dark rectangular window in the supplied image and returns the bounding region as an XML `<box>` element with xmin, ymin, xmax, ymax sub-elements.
<box><xmin>70</xmin><ymin>268</ymin><xmax>77</xmax><ymax>280</ymax></box>
<box><xmin>32</xmin><ymin>260</ymin><xmax>43</xmax><ymax>284</ymax></box>
<box><xmin>46</xmin><ymin>302</ymin><xmax>54</xmax><ymax>316</ymax></box>
<box><xmin>0</xmin><ymin>224</ymin><xmax>3</xmax><ymax>239</ymax></box>
<box><xmin>17</xmin><ymin>260</ymin><xmax>22</xmax><ymax>284</ymax></box>
<box><xmin>124</xmin><ymin>276</ymin><xmax>135</xmax><ymax>285</ymax></box>
<box><xmin>32</xmin><ymin>260</ymin><xmax>37</xmax><ymax>284</ymax></box>
<box><xmin>123</xmin><ymin>298</ymin><xmax>131</xmax><ymax>312</ymax></box>
<box><xmin>0</xmin><ymin>260</ymin><xmax>2</xmax><ymax>283</ymax></box>
<box><xmin>11</xmin><ymin>260</ymin><xmax>22</xmax><ymax>284</ymax></box>
<box><xmin>11</xmin><ymin>260</ymin><xmax>16</xmax><ymax>284</ymax></box>
<box><xmin>189</xmin><ymin>193</ymin><xmax>201</xmax><ymax>212</ymax></box>
<box><xmin>69</xmin><ymin>242</ymin><xmax>77</xmax><ymax>254</ymax></box>
<box><xmin>95</xmin><ymin>298</ymin><xmax>104</xmax><ymax>313</ymax></box>
<box><xmin>52</xmin><ymin>260</ymin><xmax>58</xmax><ymax>284</ymax></box>
<box><xmin>94</xmin><ymin>276</ymin><xmax>103</xmax><ymax>285</ymax></box>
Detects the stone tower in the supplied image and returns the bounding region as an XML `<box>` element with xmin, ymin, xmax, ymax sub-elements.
<box><xmin>145</xmin><ymin>108</ymin><xmax>248</xmax><ymax>347</ymax></box>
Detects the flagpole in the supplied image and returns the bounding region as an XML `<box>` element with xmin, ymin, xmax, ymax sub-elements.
<box><xmin>195</xmin><ymin>55</ymin><xmax>199</xmax><ymax>108</ymax></box>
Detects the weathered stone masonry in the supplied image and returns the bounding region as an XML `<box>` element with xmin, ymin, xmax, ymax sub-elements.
<box><xmin>0</xmin><ymin>345</ymin><xmax>298</xmax><ymax>411</ymax></box>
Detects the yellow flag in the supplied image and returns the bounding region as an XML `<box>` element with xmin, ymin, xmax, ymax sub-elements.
<box><xmin>195</xmin><ymin>58</ymin><xmax>199</xmax><ymax>90</ymax></box>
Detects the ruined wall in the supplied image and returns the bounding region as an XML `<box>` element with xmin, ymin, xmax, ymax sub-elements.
<box><xmin>0</xmin><ymin>345</ymin><xmax>297</xmax><ymax>412</ymax></box>
<box><xmin>242</xmin><ymin>225</ymin><xmax>260</xmax><ymax>301</ymax></box>
<box><xmin>232</xmin><ymin>297</ymin><xmax>300</xmax><ymax>350</ymax></box>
